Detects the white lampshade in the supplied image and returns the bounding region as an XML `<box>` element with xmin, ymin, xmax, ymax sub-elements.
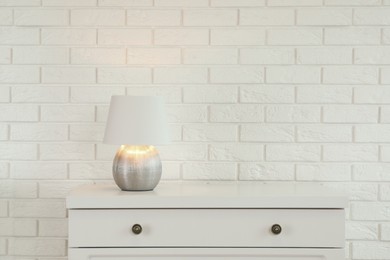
<box><xmin>103</xmin><ymin>96</ymin><xmax>169</xmax><ymax>145</ymax></box>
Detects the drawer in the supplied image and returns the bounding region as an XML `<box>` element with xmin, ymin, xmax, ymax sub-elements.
<box><xmin>69</xmin><ymin>248</ymin><xmax>345</xmax><ymax>260</ymax></box>
<box><xmin>69</xmin><ymin>209</ymin><xmax>344</xmax><ymax>248</ymax></box>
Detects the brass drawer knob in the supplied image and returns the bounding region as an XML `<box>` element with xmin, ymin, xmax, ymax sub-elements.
<box><xmin>132</xmin><ymin>224</ymin><xmax>142</xmax><ymax>235</ymax></box>
<box><xmin>271</xmin><ymin>224</ymin><xmax>282</xmax><ymax>235</ymax></box>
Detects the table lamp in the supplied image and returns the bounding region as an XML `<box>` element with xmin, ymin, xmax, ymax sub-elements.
<box><xmin>103</xmin><ymin>96</ymin><xmax>169</xmax><ymax>191</ymax></box>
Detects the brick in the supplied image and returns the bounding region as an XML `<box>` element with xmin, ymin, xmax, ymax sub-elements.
<box><xmin>98</xmin><ymin>67</ymin><xmax>151</xmax><ymax>84</ymax></box>
<box><xmin>69</xmin><ymin>162</ymin><xmax>112</xmax><ymax>180</ymax></box>
<box><xmin>183</xmin><ymin>48</ymin><xmax>238</xmax><ymax>64</ymax></box>
<box><xmin>380</xmin><ymin>223</ymin><xmax>390</xmax><ymax>240</ymax></box>
<box><xmin>355</xmin><ymin>47</ymin><xmax>390</xmax><ymax>64</ymax></box>
<box><xmin>127</xmin><ymin>87</ymin><xmax>182</xmax><ymax>104</ymax></box>
<box><xmin>297</xmin><ymin>125</ymin><xmax>352</xmax><ymax>142</ymax></box>
<box><xmin>346</xmin><ymin>222</ymin><xmax>378</xmax><ymax>240</ymax></box>
<box><xmin>0</xmin><ymin>200</ymin><xmax>7</xmax><ymax>217</ymax></box>
<box><xmin>356</xmin><ymin>125</ymin><xmax>390</xmax><ymax>142</ymax></box>
<box><xmin>154</xmin><ymin>29</ymin><xmax>209</xmax><ymax>45</ymax></box>
<box><xmin>209</xmin><ymin>143</ymin><xmax>263</xmax><ymax>161</ymax></box>
<box><xmin>71</xmin><ymin>48</ymin><xmax>125</xmax><ymax>65</ymax></box>
<box><xmin>0</xmin><ymin>180</ymin><xmax>37</xmax><ymax>198</ymax></box>
<box><xmin>14</xmin><ymin>47</ymin><xmax>69</xmax><ymax>65</ymax></box>
<box><xmin>40</xmin><ymin>143</ymin><xmax>94</xmax><ymax>160</ymax></box>
<box><xmin>12</xmin><ymin>86</ymin><xmax>69</xmax><ymax>103</ymax></box>
<box><xmin>0</xmin><ymin>163</ymin><xmax>8</xmax><ymax>179</ymax></box>
<box><xmin>323</xmin><ymin>105</ymin><xmax>378</xmax><ymax>123</ymax></box>
<box><xmin>183</xmin><ymin>163</ymin><xmax>236</xmax><ymax>180</ymax></box>
<box><xmin>39</xmin><ymin>219</ymin><xmax>68</xmax><ymax>237</ymax></box>
<box><xmin>355</xmin><ymin>86</ymin><xmax>390</xmax><ymax>104</ymax></box>
<box><xmin>0</xmin><ymin>0</ymin><xmax>40</xmax><ymax>6</ymax></box>
<box><xmin>71</xmin><ymin>9</ymin><xmax>125</xmax><ymax>26</ymax></box>
<box><xmin>98</xmin><ymin>28</ymin><xmax>152</xmax><ymax>45</ymax></box>
<box><xmin>184</xmin><ymin>10</ymin><xmax>237</xmax><ymax>26</ymax></box>
<box><xmin>0</xmin><ymin>27</ymin><xmax>39</xmax><ymax>45</ymax></box>
<box><xmin>127</xmin><ymin>48</ymin><xmax>180</xmax><ymax>65</ymax></box>
<box><xmin>325</xmin><ymin>183</ymin><xmax>378</xmax><ymax>201</ymax></box>
<box><xmin>0</xmin><ymin>219</ymin><xmax>37</xmax><ymax>236</ymax></box>
<box><xmin>353</xmin><ymin>164</ymin><xmax>390</xmax><ymax>181</ymax></box>
<box><xmin>41</xmin><ymin>105</ymin><xmax>95</xmax><ymax>122</ymax></box>
<box><xmin>297</xmin><ymin>47</ymin><xmax>352</xmax><ymax>64</ymax></box>
<box><xmin>183</xmin><ymin>124</ymin><xmax>237</xmax><ymax>142</ymax></box>
<box><xmin>0</xmin><ymin>124</ymin><xmax>7</xmax><ymax>140</ymax></box>
<box><xmin>297</xmin><ymin>86</ymin><xmax>352</xmax><ymax>104</ymax></box>
<box><xmin>8</xmin><ymin>238</ymin><xmax>66</xmax><ymax>256</ymax></box>
<box><xmin>268</xmin><ymin>0</ymin><xmax>322</xmax><ymax>6</ymax></box>
<box><xmin>241</xmin><ymin>48</ymin><xmax>294</xmax><ymax>64</ymax></box>
<box><xmin>43</xmin><ymin>67</ymin><xmax>96</xmax><ymax>84</ymax></box>
<box><xmin>241</xmin><ymin>124</ymin><xmax>294</xmax><ymax>142</ymax></box>
<box><xmin>42</xmin><ymin>28</ymin><xmax>96</xmax><ymax>45</ymax></box>
<box><xmin>43</xmin><ymin>0</ymin><xmax>97</xmax><ymax>6</ymax></box>
<box><xmin>211</xmin><ymin>29</ymin><xmax>265</xmax><ymax>46</ymax></box>
<box><xmin>0</xmin><ymin>87</ymin><xmax>9</xmax><ymax>102</ymax></box>
<box><xmin>0</xmin><ymin>105</ymin><xmax>38</xmax><ymax>122</ymax></box>
<box><xmin>268</xmin><ymin>28</ymin><xmax>322</xmax><ymax>45</ymax></box>
<box><xmin>382</xmin><ymin>146</ymin><xmax>390</xmax><ymax>162</ymax></box>
<box><xmin>15</xmin><ymin>9</ymin><xmax>68</xmax><ymax>26</ymax></box>
<box><xmin>0</xmin><ymin>66</ymin><xmax>39</xmax><ymax>83</ymax></box>
<box><xmin>183</xmin><ymin>86</ymin><xmax>238</xmax><ymax>103</ymax></box>
<box><xmin>382</xmin><ymin>68</ymin><xmax>390</xmax><ymax>84</ymax></box>
<box><xmin>212</xmin><ymin>0</ymin><xmax>265</xmax><ymax>6</ymax></box>
<box><xmin>296</xmin><ymin>164</ymin><xmax>351</xmax><ymax>181</ymax></box>
<box><xmin>210</xmin><ymin>67</ymin><xmax>264</xmax><ymax>83</ymax></box>
<box><xmin>210</xmin><ymin>104</ymin><xmax>263</xmax><ymax>122</ymax></box>
<box><xmin>0</xmin><ymin>47</ymin><xmax>10</xmax><ymax>64</ymax></box>
<box><xmin>266</xmin><ymin>144</ymin><xmax>321</xmax><ymax>162</ymax></box>
<box><xmin>159</xmin><ymin>144</ymin><xmax>207</xmax><ymax>161</ymax></box>
<box><xmin>127</xmin><ymin>10</ymin><xmax>181</xmax><ymax>26</ymax></box>
<box><xmin>240</xmin><ymin>9</ymin><xmax>294</xmax><ymax>25</ymax></box>
<box><xmin>39</xmin><ymin>181</ymin><xmax>90</xmax><ymax>198</ymax></box>
<box><xmin>382</xmin><ymin>106</ymin><xmax>390</xmax><ymax>123</ymax></box>
<box><xmin>323</xmin><ymin>66</ymin><xmax>378</xmax><ymax>84</ymax></box>
<box><xmin>325</xmin><ymin>0</ymin><xmax>381</xmax><ymax>5</ymax></box>
<box><xmin>240</xmin><ymin>85</ymin><xmax>294</xmax><ymax>104</ymax></box>
<box><xmin>166</xmin><ymin>105</ymin><xmax>207</xmax><ymax>123</ymax></box>
<box><xmin>154</xmin><ymin>67</ymin><xmax>207</xmax><ymax>84</ymax></box>
<box><xmin>0</xmin><ymin>238</ymin><xmax>5</xmax><ymax>255</ymax></box>
<box><xmin>71</xmin><ymin>87</ymin><xmax>124</xmax><ymax>103</ymax></box>
<box><xmin>10</xmin><ymin>162</ymin><xmax>67</xmax><ymax>180</ymax></box>
<box><xmin>352</xmin><ymin>202</ymin><xmax>390</xmax><ymax>220</ymax></box>
<box><xmin>354</xmin><ymin>8</ymin><xmax>390</xmax><ymax>25</ymax></box>
<box><xmin>384</xmin><ymin>29</ymin><xmax>390</xmax><ymax>44</ymax></box>
<box><xmin>70</xmin><ymin>124</ymin><xmax>104</xmax><ymax>141</ymax></box>
<box><xmin>11</xmin><ymin>124</ymin><xmax>67</xmax><ymax>141</ymax></box>
<box><xmin>99</xmin><ymin>0</ymin><xmax>152</xmax><ymax>5</ymax></box>
<box><xmin>266</xmin><ymin>66</ymin><xmax>320</xmax><ymax>84</ymax></box>
<box><xmin>10</xmin><ymin>200</ymin><xmax>66</xmax><ymax>218</ymax></box>
<box><xmin>168</xmin><ymin>124</ymin><xmax>182</xmax><ymax>141</ymax></box>
<box><xmin>96</xmin><ymin>105</ymin><xmax>109</xmax><ymax>122</ymax></box>
<box><xmin>92</xmin><ymin>144</ymin><xmax>116</xmax><ymax>161</ymax></box>
<box><xmin>323</xmin><ymin>145</ymin><xmax>378</xmax><ymax>162</ymax></box>
<box><xmin>155</xmin><ymin>0</ymin><xmax>208</xmax><ymax>6</ymax></box>
<box><xmin>266</xmin><ymin>105</ymin><xmax>320</xmax><ymax>123</ymax></box>
<box><xmin>0</xmin><ymin>9</ymin><xmax>11</xmax><ymax>25</ymax></box>
<box><xmin>325</xmin><ymin>27</ymin><xmax>380</xmax><ymax>45</ymax></box>
<box><xmin>297</xmin><ymin>8</ymin><xmax>352</xmax><ymax>25</ymax></box>
<box><xmin>239</xmin><ymin>163</ymin><xmax>294</xmax><ymax>180</ymax></box>
<box><xmin>0</xmin><ymin>144</ymin><xmax>37</xmax><ymax>160</ymax></box>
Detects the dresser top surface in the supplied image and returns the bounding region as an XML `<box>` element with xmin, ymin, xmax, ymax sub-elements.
<box><xmin>67</xmin><ymin>181</ymin><xmax>348</xmax><ymax>209</ymax></box>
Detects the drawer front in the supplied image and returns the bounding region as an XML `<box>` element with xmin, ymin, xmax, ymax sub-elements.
<box><xmin>69</xmin><ymin>209</ymin><xmax>344</xmax><ymax>248</ymax></box>
<box><xmin>69</xmin><ymin>248</ymin><xmax>345</xmax><ymax>260</ymax></box>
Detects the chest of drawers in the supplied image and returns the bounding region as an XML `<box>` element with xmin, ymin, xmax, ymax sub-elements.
<box><xmin>67</xmin><ymin>182</ymin><xmax>348</xmax><ymax>260</ymax></box>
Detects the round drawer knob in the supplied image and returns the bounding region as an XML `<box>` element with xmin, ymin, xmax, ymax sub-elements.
<box><xmin>271</xmin><ymin>224</ymin><xmax>282</xmax><ymax>235</ymax></box>
<box><xmin>132</xmin><ymin>224</ymin><xmax>142</xmax><ymax>235</ymax></box>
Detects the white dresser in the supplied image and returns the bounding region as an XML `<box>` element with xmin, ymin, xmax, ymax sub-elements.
<box><xmin>67</xmin><ymin>182</ymin><xmax>348</xmax><ymax>260</ymax></box>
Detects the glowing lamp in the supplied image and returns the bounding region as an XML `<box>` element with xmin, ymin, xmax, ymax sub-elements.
<box><xmin>103</xmin><ymin>96</ymin><xmax>169</xmax><ymax>191</ymax></box>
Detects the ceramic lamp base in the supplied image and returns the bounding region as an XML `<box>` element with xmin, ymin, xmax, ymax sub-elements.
<box><xmin>112</xmin><ymin>145</ymin><xmax>162</xmax><ymax>191</ymax></box>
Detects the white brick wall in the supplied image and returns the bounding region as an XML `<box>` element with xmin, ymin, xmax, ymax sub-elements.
<box><xmin>0</xmin><ymin>1</ymin><xmax>389</xmax><ymax>259</ymax></box>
